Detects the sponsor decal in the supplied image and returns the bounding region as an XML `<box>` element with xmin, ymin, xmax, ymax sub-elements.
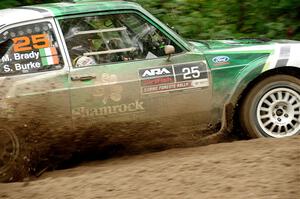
<box><xmin>141</xmin><ymin>67</ymin><xmax>172</xmax><ymax>77</ymax></box>
<box><xmin>139</xmin><ymin>66</ymin><xmax>175</xmax><ymax>87</ymax></box>
<box><xmin>93</xmin><ymin>73</ymin><xmax>123</xmax><ymax>105</ymax></box>
<box><xmin>72</xmin><ymin>73</ymin><xmax>144</xmax><ymax>118</ymax></box>
<box><xmin>139</xmin><ymin>62</ymin><xmax>209</xmax><ymax>94</ymax></box>
<box><xmin>212</xmin><ymin>56</ymin><xmax>230</xmax><ymax>66</ymax></box>
<box><xmin>72</xmin><ymin>100</ymin><xmax>145</xmax><ymax>118</ymax></box>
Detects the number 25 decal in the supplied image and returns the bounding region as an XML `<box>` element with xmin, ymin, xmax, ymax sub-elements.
<box><xmin>182</xmin><ymin>66</ymin><xmax>201</xmax><ymax>80</ymax></box>
<box><xmin>12</xmin><ymin>34</ymin><xmax>50</xmax><ymax>53</ymax></box>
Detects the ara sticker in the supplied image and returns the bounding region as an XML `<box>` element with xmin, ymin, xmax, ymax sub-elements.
<box><xmin>139</xmin><ymin>66</ymin><xmax>175</xmax><ymax>87</ymax></box>
<box><xmin>139</xmin><ymin>62</ymin><xmax>209</xmax><ymax>94</ymax></box>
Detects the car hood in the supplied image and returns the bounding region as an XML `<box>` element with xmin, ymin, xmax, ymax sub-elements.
<box><xmin>189</xmin><ymin>39</ymin><xmax>300</xmax><ymax>51</ymax></box>
<box><xmin>189</xmin><ymin>38</ymin><xmax>300</xmax><ymax>73</ymax></box>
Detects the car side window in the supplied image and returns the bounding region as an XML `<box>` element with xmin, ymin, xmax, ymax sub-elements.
<box><xmin>59</xmin><ymin>13</ymin><xmax>183</xmax><ymax>68</ymax></box>
<box><xmin>0</xmin><ymin>22</ymin><xmax>63</xmax><ymax>76</ymax></box>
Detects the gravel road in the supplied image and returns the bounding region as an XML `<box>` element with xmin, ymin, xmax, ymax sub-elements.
<box><xmin>0</xmin><ymin>136</ymin><xmax>299</xmax><ymax>199</ymax></box>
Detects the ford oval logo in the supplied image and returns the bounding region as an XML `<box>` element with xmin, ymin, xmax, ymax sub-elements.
<box><xmin>212</xmin><ymin>56</ymin><xmax>230</xmax><ymax>64</ymax></box>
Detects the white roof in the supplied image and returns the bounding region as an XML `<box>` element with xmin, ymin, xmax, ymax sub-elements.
<box><xmin>0</xmin><ymin>8</ymin><xmax>49</xmax><ymax>27</ymax></box>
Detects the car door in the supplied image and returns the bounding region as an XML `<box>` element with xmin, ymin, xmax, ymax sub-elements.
<box><xmin>0</xmin><ymin>19</ymin><xmax>72</xmax><ymax>133</ymax></box>
<box><xmin>57</xmin><ymin>12</ymin><xmax>213</xmax><ymax>133</ymax></box>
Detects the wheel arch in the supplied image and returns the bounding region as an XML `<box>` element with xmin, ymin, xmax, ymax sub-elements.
<box><xmin>219</xmin><ymin>65</ymin><xmax>300</xmax><ymax>134</ymax></box>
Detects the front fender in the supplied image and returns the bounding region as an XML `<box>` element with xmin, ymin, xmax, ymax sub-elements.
<box><xmin>217</xmin><ymin>55</ymin><xmax>269</xmax><ymax>132</ymax></box>
<box><xmin>227</xmin><ymin>56</ymin><xmax>268</xmax><ymax>106</ymax></box>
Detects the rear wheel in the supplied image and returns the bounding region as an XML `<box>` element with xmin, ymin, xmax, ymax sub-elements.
<box><xmin>0</xmin><ymin>125</ymin><xmax>28</xmax><ymax>182</ymax></box>
<box><xmin>240</xmin><ymin>74</ymin><xmax>300</xmax><ymax>138</ymax></box>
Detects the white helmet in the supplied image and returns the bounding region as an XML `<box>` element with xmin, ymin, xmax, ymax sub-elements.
<box><xmin>74</xmin><ymin>56</ymin><xmax>96</xmax><ymax>67</ymax></box>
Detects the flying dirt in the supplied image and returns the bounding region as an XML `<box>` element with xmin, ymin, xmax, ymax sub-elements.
<box><xmin>0</xmin><ymin>136</ymin><xmax>299</xmax><ymax>199</ymax></box>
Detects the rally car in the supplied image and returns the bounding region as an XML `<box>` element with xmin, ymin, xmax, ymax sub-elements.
<box><xmin>0</xmin><ymin>0</ymin><xmax>299</xmax><ymax>182</ymax></box>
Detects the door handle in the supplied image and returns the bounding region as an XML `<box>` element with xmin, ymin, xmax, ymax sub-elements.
<box><xmin>71</xmin><ymin>75</ymin><xmax>96</xmax><ymax>81</ymax></box>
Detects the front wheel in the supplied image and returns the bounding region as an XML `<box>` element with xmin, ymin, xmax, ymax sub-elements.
<box><xmin>240</xmin><ymin>74</ymin><xmax>300</xmax><ymax>138</ymax></box>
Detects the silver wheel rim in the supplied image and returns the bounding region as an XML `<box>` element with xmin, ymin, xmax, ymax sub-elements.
<box><xmin>0</xmin><ymin>128</ymin><xmax>19</xmax><ymax>176</ymax></box>
<box><xmin>256</xmin><ymin>87</ymin><xmax>300</xmax><ymax>138</ymax></box>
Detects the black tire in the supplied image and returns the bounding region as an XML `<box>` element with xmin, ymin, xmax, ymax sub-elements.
<box><xmin>0</xmin><ymin>124</ymin><xmax>29</xmax><ymax>182</ymax></box>
<box><xmin>240</xmin><ymin>74</ymin><xmax>300</xmax><ymax>138</ymax></box>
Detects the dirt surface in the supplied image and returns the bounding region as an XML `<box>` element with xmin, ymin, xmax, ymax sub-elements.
<box><xmin>0</xmin><ymin>136</ymin><xmax>299</xmax><ymax>199</ymax></box>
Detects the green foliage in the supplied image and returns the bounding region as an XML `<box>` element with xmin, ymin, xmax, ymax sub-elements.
<box><xmin>1</xmin><ymin>0</ymin><xmax>299</xmax><ymax>40</ymax></box>
<box><xmin>0</xmin><ymin>0</ymin><xmax>18</xmax><ymax>9</ymax></box>
<box><xmin>135</xmin><ymin>0</ymin><xmax>300</xmax><ymax>40</ymax></box>
<box><xmin>0</xmin><ymin>0</ymin><xmax>58</xmax><ymax>9</ymax></box>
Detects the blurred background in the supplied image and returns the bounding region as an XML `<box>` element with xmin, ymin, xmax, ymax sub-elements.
<box><xmin>1</xmin><ymin>0</ymin><xmax>300</xmax><ymax>40</ymax></box>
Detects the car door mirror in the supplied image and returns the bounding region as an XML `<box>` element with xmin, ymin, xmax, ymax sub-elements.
<box><xmin>164</xmin><ymin>45</ymin><xmax>175</xmax><ymax>61</ymax></box>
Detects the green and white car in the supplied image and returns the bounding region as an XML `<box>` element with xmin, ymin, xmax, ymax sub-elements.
<box><xmin>0</xmin><ymin>0</ymin><xmax>299</xmax><ymax>182</ymax></box>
